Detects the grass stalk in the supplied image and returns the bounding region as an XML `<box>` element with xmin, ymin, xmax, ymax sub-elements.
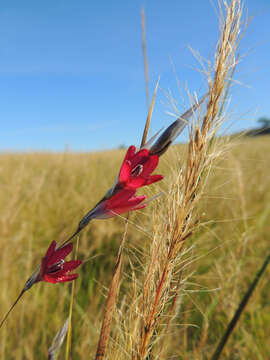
<box><xmin>95</xmin><ymin>217</ymin><xmax>129</xmax><ymax>360</ymax></box>
<box><xmin>211</xmin><ymin>253</ymin><xmax>270</xmax><ymax>360</ymax></box>
<box><xmin>141</xmin><ymin>8</ymin><xmax>150</xmax><ymax>110</ymax></box>
<box><xmin>65</xmin><ymin>236</ymin><xmax>79</xmax><ymax>360</ymax></box>
<box><xmin>95</xmin><ymin>33</ymin><xmax>156</xmax><ymax>356</ymax></box>
<box><xmin>122</xmin><ymin>1</ymin><xmax>244</xmax><ymax>358</ymax></box>
<box><xmin>140</xmin><ymin>79</ymin><xmax>159</xmax><ymax>149</ymax></box>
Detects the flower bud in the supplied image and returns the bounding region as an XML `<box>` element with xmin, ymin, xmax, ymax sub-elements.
<box><xmin>149</xmin><ymin>93</ymin><xmax>208</xmax><ymax>156</ymax></box>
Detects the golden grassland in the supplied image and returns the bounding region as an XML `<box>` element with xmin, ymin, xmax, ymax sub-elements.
<box><xmin>0</xmin><ymin>136</ymin><xmax>270</xmax><ymax>359</ymax></box>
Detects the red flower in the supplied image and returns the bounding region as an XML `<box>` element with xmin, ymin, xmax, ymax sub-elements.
<box><xmin>118</xmin><ymin>146</ymin><xmax>163</xmax><ymax>190</ymax></box>
<box><xmin>39</xmin><ymin>241</ymin><xmax>81</xmax><ymax>284</ymax></box>
<box><xmin>86</xmin><ymin>188</ymin><xmax>147</xmax><ymax>220</ymax></box>
<box><xmin>71</xmin><ymin>145</ymin><xmax>164</xmax><ymax>233</ymax></box>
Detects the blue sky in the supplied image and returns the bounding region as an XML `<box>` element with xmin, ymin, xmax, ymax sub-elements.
<box><xmin>0</xmin><ymin>0</ymin><xmax>269</xmax><ymax>151</ymax></box>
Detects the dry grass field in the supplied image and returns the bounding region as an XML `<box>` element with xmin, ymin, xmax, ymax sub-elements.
<box><xmin>0</xmin><ymin>135</ymin><xmax>269</xmax><ymax>359</ymax></box>
<box><xmin>0</xmin><ymin>1</ymin><xmax>269</xmax><ymax>358</ymax></box>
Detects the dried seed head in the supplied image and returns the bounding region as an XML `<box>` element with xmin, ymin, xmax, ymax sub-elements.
<box><xmin>48</xmin><ymin>318</ymin><xmax>69</xmax><ymax>360</ymax></box>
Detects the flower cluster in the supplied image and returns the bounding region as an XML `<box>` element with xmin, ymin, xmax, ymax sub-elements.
<box><xmin>68</xmin><ymin>95</ymin><xmax>207</xmax><ymax>236</ymax></box>
<box><xmin>27</xmin><ymin>145</ymin><xmax>164</xmax><ymax>289</ymax></box>
<box><xmin>0</xmin><ymin>94</ymin><xmax>207</xmax><ymax>331</ymax></box>
<box><xmin>17</xmin><ymin>98</ymin><xmax>206</xmax><ymax>287</ymax></box>
<box><xmin>32</xmin><ymin>146</ymin><xmax>163</xmax><ymax>286</ymax></box>
<box><xmin>77</xmin><ymin>145</ymin><xmax>163</xmax><ymax>229</ymax></box>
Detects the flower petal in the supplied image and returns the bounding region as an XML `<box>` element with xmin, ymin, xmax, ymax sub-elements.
<box><xmin>134</xmin><ymin>148</ymin><xmax>149</xmax><ymax>159</ymax></box>
<box><xmin>43</xmin><ymin>274</ymin><xmax>60</xmax><ymax>283</ymax></box>
<box><xmin>119</xmin><ymin>160</ymin><xmax>131</xmax><ymax>183</ymax></box>
<box><xmin>131</xmin><ymin>203</ymin><xmax>147</xmax><ymax>211</ymax></box>
<box><xmin>126</xmin><ymin>195</ymin><xmax>146</xmax><ymax>207</ymax></box>
<box><xmin>47</xmin><ymin>243</ymin><xmax>73</xmax><ymax>267</ymax></box>
<box><xmin>40</xmin><ymin>257</ymin><xmax>47</xmax><ymax>278</ymax></box>
<box><xmin>111</xmin><ymin>200</ymin><xmax>147</xmax><ymax>217</ymax></box>
<box><xmin>123</xmin><ymin>146</ymin><xmax>136</xmax><ymax>162</ymax></box>
<box><xmin>126</xmin><ymin>177</ymin><xmax>146</xmax><ymax>189</ymax></box>
<box><xmin>44</xmin><ymin>241</ymin><xmax>57</xmax><ymax>258</ymax></box>
<box><xmin>145</xmin><ymin>174</ymin><xmax>163</xmax><ymax>185</ymax></box>
<box><xmin>94</xmin><ymin>193</ymin><xmax>147</xmax><ymax>219</ymax></box>
<box><xmin>44</xmin><ymin>273</ymin><xmax>78</xmax><ymax>283</ymax></box>
<box><xmin>40</xmin><ymin>241</ymin><xmax>57</xmax><ymax>276</ymax></box>
<box><xmin>55</xmin><ymin>274</ymin><xmax>79</xmax><ymax>282</ymax></box>
<box><xmin>62</xmin><ymin>260</ymin><xmax>82</xmax><ymax>272</ymax></box>
<box><xmin>106</xmin><ymin>189</ymin><xmax>136</xmax><ymax>208</ymax></box>
<box><xmin>130</xmin><ymin>149</ymin><xmax>149</xmax><ymax>168</ymax></box>
<box><xmin>110</xmin><ymin>195</ymin><xmax>146</xmax><ymax>216</ymax></box>
<box><xmin>140</xmin><ymin>155</ymin><xmax>159</xmax><ymax>177</ymax></box>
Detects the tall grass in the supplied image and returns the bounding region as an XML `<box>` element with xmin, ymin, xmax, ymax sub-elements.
<box><xmin>0</xmin><ymin>0</ymin><xmax>270</xmax><ymax>359</ymax></box>
<box><xmin>102</xmin><ymin>1</ymin><xmax>245</xmax><ymax>358</ymax></box>
<box><xmin>0</xmin><ymin>141</ymin><xmax>269</xmax><ymax>359</ymax></box>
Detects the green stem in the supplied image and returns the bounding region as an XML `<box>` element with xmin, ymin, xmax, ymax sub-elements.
<box><xmin>211</xmin><ymin>253</ymin><xmax>270</xmax><ymax>360</ymax></box>
<box><xmin>0</xmin><ymin>289</ymin><xmax>25</xmax><ymax>330</ymax></box>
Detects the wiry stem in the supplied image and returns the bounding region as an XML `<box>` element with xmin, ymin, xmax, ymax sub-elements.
<box><xmin>59</xmin><ymin>228</ymin><xmax>81</xmax><ymax>248</ymax></box>
<box><xmin>0</xmin><ymin>289</ymin><xmax>26</xmax><ymax>330</ymax></box>
<box><xmin>211</xmin><ymin>253</ymin><xmax>270</xmax><ymax>360</ymax></box>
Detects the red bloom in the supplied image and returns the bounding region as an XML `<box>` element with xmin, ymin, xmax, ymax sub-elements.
<box><xmin>89</xmin><ymin>188</ymin><xmax>147</xmax><ymax>219</ymax></box>
<box><xmin>73</xmin><ymin>145</ymin><xmax>164</xmax><ymax>232</ymax></box>
<box><xmin>39</xmin><ymin>241</ymin><xmax>81</xmax><ymax>284</ymax></box>
<box><xmin>118</xmin><ymin>146</ymin><xmax>163</xmax><ymax>190</ymax></box>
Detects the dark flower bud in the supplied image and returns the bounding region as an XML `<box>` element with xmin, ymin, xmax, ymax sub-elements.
<box><xmin>149</xmin><ymin>93</ymin><xmax>208</xmax><ymax>156</ymax></box>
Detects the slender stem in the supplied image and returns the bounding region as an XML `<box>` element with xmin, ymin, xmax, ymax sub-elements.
<box><xmin>95</xmin><ymin>19</ymin><xmax>153</xmax><ymax>355</ymax></box>
<box><xmin>140</xmin><ymin>8</ymin><xmax>160</xmax><ymax>150</ymax></box>
<box><xmin>140</xmin><ymin>79</ymin><xmax>159</xmax><ymax>149</ymax></box>
<box><xmin>65</xmin><ymin>237</ymin><xmax>79</xmax><ymax>360</ymax></box>
<box><xmin>95</xmin><ymin>217</ymin><xmax>129</xmax><ymax>360</ymax></box>
<box><xmin>0</xmin><ymin>289</ymin><xmax>25</xmax><ymax>330</ymax></box>
<box><xmin>60</xmin><ymin>228</ymin><xmax>81</xmax><ymax>248</ymax></box>
<box><xmin>141</xmin><ymin>8</ymin><xmax>150</xmax><ymax>110</ymax></box>
<box><xmin>211</xmin><ymin>253</ymin><xmax>270</xmax><ymax>360</ymax></box>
